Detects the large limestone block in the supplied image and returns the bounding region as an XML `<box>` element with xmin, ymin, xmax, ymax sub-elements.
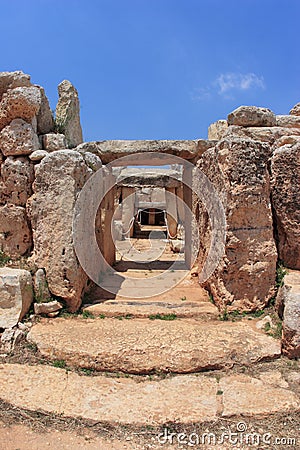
<box><xmin>227</xmin><ymin>106</ymin><xmax>276</xmax><ymax>127</ymax></box>
<box><xmin>0</xmin><ymin>119</ymin><xmax>40</xmax><ymax>156</ymax></box>
<box><xmin>0</xmin><ymin>86</ymin><xmax>41</xmax><ymax>131</ymax></box>
<box><xmin>0</xmin><ymin>204</ymin><xmax>32</xmax><ymax>257</ymax></box>
<box><xmin>28</xmin><ymin>150</ymin><xmax>91</xmax><ymax>311</ymax></box>
<box><xmin>0</xmin><ymin>156</ymin><xmax>34</xmax><ymax>206</ymax></box>
<box><xmin>0</xmin><ymin>71</ymin><xmax>31</xmax><ymax>100</ymax></box>
<box><xmin>55</xmin><ymin>80</ymin><xmax>83</xmax><ymax>148</ymax></box>
<box><xmin>207</xmin><ymin>119</ymin><xmax>228</xmax><ymax>140</ymax></box>
<box><xmin>0</xmin><ymin>268</ymin><xmax>33</xmax><ymax>329</ymax></box>
<box><xmin>271</xmin><ymin>142</ymin><xmax>300</xmax><ymax>269</ymax></box>
<box><xmin>277</xmin><ymin>271</ymin><xmax>300</xmax><ymax>358</ymax></box>
<box><xmin>36</xmin><ymin>86</ymin><xmax>54</xmax><ymax>134</ymax></box>
<box><xmin>196</xmin><ymin>138</ymin><xmax>277</xmax><ymax>311</ymax></box>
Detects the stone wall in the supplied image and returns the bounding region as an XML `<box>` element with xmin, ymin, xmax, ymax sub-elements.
<box><xmin>0</xmin><ymin>71</ymin><xmax>299</xmax><ymax>316</ymax></box>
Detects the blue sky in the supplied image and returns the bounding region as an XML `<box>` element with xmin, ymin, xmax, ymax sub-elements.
<box><xmin>1</xmin><ymin>0</ymin><xmax>300</xmax><ymax>141</ymax></box>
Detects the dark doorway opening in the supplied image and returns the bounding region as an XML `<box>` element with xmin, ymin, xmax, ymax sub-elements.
<box><xmin>140</xmin><ymin>208</ymin><xmax>165</xmax><ymax>226</ymax></box>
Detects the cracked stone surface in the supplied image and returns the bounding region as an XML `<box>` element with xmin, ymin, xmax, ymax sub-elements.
<box><xmin>27</xmin><ymin>317</ymin><xmax>281</xmax><ymax>374</ymax></box>
<box><xmin>0</xmin><ymin>364</ymin><xmax>299</xmax><ymax>426</ymax></box>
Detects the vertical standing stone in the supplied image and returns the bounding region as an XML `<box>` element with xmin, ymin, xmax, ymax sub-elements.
<box><xmin>55</xmin><ymin>80</ymin><xmax>83</xmax><ymax>148</ymax></box>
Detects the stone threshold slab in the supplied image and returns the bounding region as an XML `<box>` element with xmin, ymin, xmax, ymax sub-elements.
<box><xmin>27</xmin><ymin>318</ymin><xmax>281</xmax><ymax>374</ymax></box>
<box><xmin>0</xmin><ymin>364</ymin><xmax>299</xmax><ymax>426</ymax></box>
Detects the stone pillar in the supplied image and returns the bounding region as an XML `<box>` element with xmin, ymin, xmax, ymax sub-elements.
<box><xmin>122</xmin><ymin>187</ymin><xmax>135</xmax><ymax>238</ymax></box>
<box><xmin>165</xmin><ymin>187</ymin><xmax>178</xmax><ymax>239</ymax></box>
<box><xmin>175</xmin><ymin>184</ymin><xmax>184</xmax><ymax>224</ymax></box>
<box><xmin>183</xmin><ymin>167</ymin><xmax>193</xmax><ymax>268</ymax></box>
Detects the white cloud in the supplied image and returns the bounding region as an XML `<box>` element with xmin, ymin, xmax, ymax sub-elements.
<box><xmin>192</xmin><ymin>72</ymin><xmax>265</xmax><ymax>102</ymax></box>
<box><xmin>215</xmin><ymin>72</ymin><xmax>265</xmax><ymax>95</ymax></box>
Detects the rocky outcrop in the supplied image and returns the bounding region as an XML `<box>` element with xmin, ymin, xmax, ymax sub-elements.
<box><xmin>0</xmin><ymin>204</ymin><xmax>32</xmax><ymax>257</ymax></box>
<box><xmin>55</xmin><ymin>80</ymin><xmax>83</xmax><ymax>148</ymax></box>
<box><xmin>0</xmin><ymin>119</ymin><xmax>40</xmax><ymax>156</ymax></box>
<box><xmin>0</xmin><ymin>268</ymin><xmax>33</xmax><ymax>329</ymax></box>
<box><xmin>227</xmin><ymin>106</ymin><xmax>276</xmax><ymax>127</ymax></box>
<box><xmin>276</xmin><ymin>271</ymin><xmax>300</xmax><ymax>358</ymax></box>
<box><xmin>0</xmin><ymin>156</ymin><xmax>34</xmax><ymax>206</ymax></box>
<box><xmin>196</xmin><ymin>138</ymin><xmax>277</xmax><ymax>311</ymax></box>
<box><xmin>271</xmin><ymin>142</ymin><xmax>300</xmax><ymax>269</ymax></box>
<box><xmin>28</xmin><ymin>150</ymin><xmax>91</xmax><ymax>311</ymax></box>
<box><xmin>0</xmin><ymin>86</ymin><xmax>41</xmax><ymax>131</ymax></box>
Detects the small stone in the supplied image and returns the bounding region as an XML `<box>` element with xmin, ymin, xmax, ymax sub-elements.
<box><xmin>34</xmin><ymin>268</ymin><xmax>51</xmax><ymax>303</ymax></box>
<box><xmin>29</xmin><ymin>150</ymin><xmax>48</xmax><ymax>161</ymax></box>
<box><xmin>256</xmin><ymin>315</ymin><xmax>274</xmax><ymax>330</ymax></box>
<box><xmin>42</xmin><ymin>133</ymin><xmax>66</xmax><ymax>151</ymax></box>
<box><xmin>170</xmin><ymin>239</ymin><xmax>184</xmax><ymax>253</ymax></box>
<box><xmin>208</xmin><ymin>120</ymin><xmax>228</xmax><ymax>140</ymax></box>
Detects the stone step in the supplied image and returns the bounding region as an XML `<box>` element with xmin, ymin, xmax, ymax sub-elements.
<box><xmin>27</xmin><ymin>317</ymin><xmax>281</xmax><ymax>374</ymax></box>
<box><xmin>83</xmin><ymin>299</ymin><xmax>218</xmax><ymax>320</ymax></box>
<box><xmin>0</xmin><ymin>364</ymin><xmax>299</xmax><ymax>426</ymax></box>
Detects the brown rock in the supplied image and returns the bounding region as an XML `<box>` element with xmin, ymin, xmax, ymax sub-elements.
<box><xmin>28</xmin><ymin>150</ymin><xmax>91</xmax><ymax>311</ymax></box>
<box><xmin>0</xmin><ymin>156</ymin><xmax>34</xmax><ymax>206</ymax></box>
<box><xmin>36</xmin><ymin>86</ymin><xmax>54</xmax><ymax>134</ymax></box>
<box><xmin>196</xmin><ymin>138</ymin><xmax>277</xmax><ymax>311</ymax></box>
<box><xmin>55</xmin><ymin>80</ymin><xmax>83</xmax><ymax>148</ymax></box>
<box><xmin>0</xmin><ymin>71</ymin><xmax>31</xmax><ymax>101</ymax></box>
<box><xmin>289</xmin><ymin>102</ymin><xmax>300</xmax><ymax>116</ymax></box>
<box><xmin>27</xmin><ymin>318</ymin><xmax>281</xmax><ymax>373</ymax></box>
<box><xmin>0</xmin><ymin>118</ymin><xmax>40</xmax><ymax>156</ymax></box>
<box><xmin>208</xmin><ymin>119</ymin><xmax>228</xmax><ymax>140</ymax></box>
<box><xmin>0</xmin><ymin>268</ymin><xmax>33</xmax><ymax>328</ymax></box>
<box><xmin>271</xmin><ymin>143</ymin><xmax>300</xmax><ymax>269</ymax></box>
<box><xmin>0</xmin><ymin>86</ymin><xmax>41</xmax><ymax>131</ymax></box>
<box><xmin>42</xmin><ymin>133</ymin><xmax>66</xmax><ymax>151</ymax></box>
<box><xmin>0</xmin><ymin>204</ymin><xmax>32</xmax><ymax>257</ymax></box>
<box><xmin>29</xmin><ymin>150</ymin><xmax>48</xmax><ymax>161</ymax></box>
<box><xmin>227</xmin><ymin>106</ymin><xmax>276</xmax><ymax>127</ymax></box>
<box><xmin>277</xmin><ymin>270</ymin><xmax>300</xmax><ymax>358</ymax></box>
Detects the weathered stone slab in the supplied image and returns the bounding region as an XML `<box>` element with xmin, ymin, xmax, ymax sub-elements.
<box><xmin>55</xmin><ymin>80</ymin><xmax>83</xmax><ymax>148</ymax></box>
<box><xmin>227</xmin><ymin>106</ymin><xmax>276</xmax><ymax>127</ymax></box>
<box><xmin>0</xmin><ymin>204</ymin><xmax>32</xmax><ymax>257</ymax></box>
<box><xmin>0</xmin><ymin>268</ymin><xmax>33</xmax><ymax>328</ymax></box>
<box><xmin>27</xmin><ymin>150</ymin><xmax>91</xmax><ymax>311</ymax></box>
<box><xmin>0</xmin><ymin>119</ymin><xmax>40</xmax><ymax>156</ymax></box>
<box><xmin>220</xmin><ymin>374</ymin><xmax>300</xmax><ymax>417</ymax></box>
<box><xmin>27</xmin><ymin>318</ymin><xmax>281</xmax><ymax>373</ymax></box>
<box><xmin>224</xmin><ymin>125</ymin><xmax>300</xmax><ymax>143</ymax></box>
<box><xmin>34</xmin><ymin>300</ymin><xmax>62</xmax><ymax>315</ymax></box>
<box><xmin>36</xmin><ymin>86</ymin><xmax>54</xmax><ymax>134</ymax></box>
<box><xmin>0</xmin><ymin>156</ymin><xmax>34</xmax><ymax>206</ymax></box>
<box><xmin>0</xmin><ymin>364</ymin><xmax>299</xmax><ymax>426</ymax></box>
<box><xmin>276</xmin><ymin>271</ymin><xmax>300</xmax><ymax>358</ymax></box>
<box><xmin>196</xmin><ymin>138</ymin><xmax>277</xmax><ymax>311</ymax></box>
<box><xmin>271</xmin><ymin>143</ymin><xmax>300</xmax><ymax>270</ymax></box>
<box><xmin>78</xmin><ymin>140</ymin><xmax>201</xmax><ymax>164</ymax></box>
